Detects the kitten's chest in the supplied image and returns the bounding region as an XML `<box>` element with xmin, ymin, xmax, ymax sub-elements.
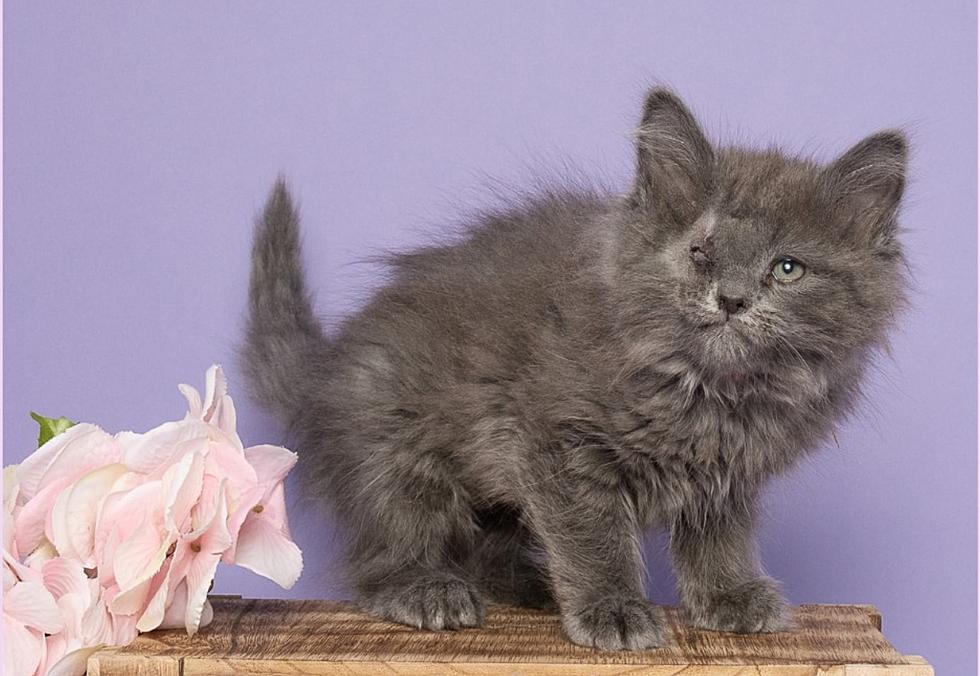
<box><xmin>610</xmin><ymin>388</ymin><xmax>822</xmax><ymax>524</ymax></box>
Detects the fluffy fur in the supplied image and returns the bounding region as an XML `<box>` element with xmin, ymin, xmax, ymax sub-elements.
<box><xmin>243</xmin><ymin>89</ymin><xmax>908</xmax><ymax>649</ymax></box>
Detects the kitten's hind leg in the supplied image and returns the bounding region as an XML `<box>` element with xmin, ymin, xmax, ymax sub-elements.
<box><xmin>357</xmin><ymin>564</ymin><xmax>485</xmax><ymax>630</ymax></box>
<box><xmin>468</xmin><ymin>505</ymin><xmax>557</xmax><ymax>610</ymax></box>
<box><xmin>344</xmin><ymin>448</ymin><xmax>486</xmax><ymax>631</ymax></box>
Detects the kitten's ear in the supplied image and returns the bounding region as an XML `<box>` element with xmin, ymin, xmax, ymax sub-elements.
<box><xmin>632</xmin><ymin>88</ymin><xmax>715</xmax><ymax>224</ymax></box>
<box><xmin>825</xmin><ymin>131</ymin><xmax>907</xmax><ymax>249</ymax></box>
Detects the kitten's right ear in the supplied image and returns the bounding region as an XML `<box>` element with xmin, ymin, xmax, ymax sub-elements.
<box><xmin>631</xmin><ymin>89</ymin><xmax>715</xmax><ymax>224</ymax></box>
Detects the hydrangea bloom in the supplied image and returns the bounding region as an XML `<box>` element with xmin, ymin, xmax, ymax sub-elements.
<box><xmin>3</xmin><ymin>366</ymin><xmax>302</xmax><ymax>676</ymax></box>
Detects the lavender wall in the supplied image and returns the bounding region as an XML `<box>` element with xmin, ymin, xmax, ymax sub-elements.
<box><xmin>4</xmin><ymin>2</ymin><xmax>976</xmax><ymax>672</ymax></box>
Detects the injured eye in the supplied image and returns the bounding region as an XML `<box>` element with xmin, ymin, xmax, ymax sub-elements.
<box><xmin>689</xmin><ymin>244</ymin><xmax>712</xmax><ymax>268</ymax></box>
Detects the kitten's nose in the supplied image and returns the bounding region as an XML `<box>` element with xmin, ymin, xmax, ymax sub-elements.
<box><xmin>718</xmin><ymin>294</ymin><xmax>749</xmax><ymax>317</ymax></box>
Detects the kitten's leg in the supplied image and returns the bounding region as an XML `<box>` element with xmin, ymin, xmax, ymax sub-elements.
<box><xmin>469</xmin><ymin>508</ymin><xmax>556</xmax><ymax>610</ymax></box>
<box><xmin>525</xmin><ymin>486</ymin><xmax>665</xmax><ymax>650</ymax></box>
<box><xmin>356</xmin><ymin>562</ymin><xmax>485</xmax><ymax>631</ymax></box>
<box><xmin>346</xmin><ymin>449</ymin><xmax>485</xmax><ymax>631</ymax></box>
<box><xmin>670</xmin><ymin>502</ymin><xmax>790</xmax><ymax>633</ymax></box>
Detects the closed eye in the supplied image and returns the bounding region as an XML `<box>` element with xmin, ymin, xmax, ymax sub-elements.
<box><xmin>690</xmin><ymin>245</ymin><xmax>712</xmax><ymax>266</ymax></box>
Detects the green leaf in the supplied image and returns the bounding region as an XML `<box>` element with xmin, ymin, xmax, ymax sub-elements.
<box><xmin>30</xmin><ymin>412</ymin><xmax>77</xmax><ymax>448</ymax></box>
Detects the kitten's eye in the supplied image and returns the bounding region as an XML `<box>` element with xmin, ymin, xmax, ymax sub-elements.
<box><xmin>690</xmin><ymin>245</ymin><xmax>711</xmax><ymax>265</ymax></box>
<box><xmin>771</xmin><ymin>257</ymin><xmax>805</xmax><ymax>283</ymax></box>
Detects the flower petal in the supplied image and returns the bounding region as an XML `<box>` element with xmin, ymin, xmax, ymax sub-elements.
<box><xmin>200</xmin><ymin>598</ymin><xmax>215</xmax><ymax>629</ymax></box>
<box><xmin>135</xmin><ymin>557</ymin><xmax>176</xmax><ymax>633</ymax></box>
<box><xmin>16</xmin><ymin>425</ymin><xmax>119</xmax><ymax>501</ymax></box>
<box><xmin>55</xmin><ymin>591</ymin><xmax>89</xmax><ymax>642</ymax></box>
<box><xmin>3</xmin><ymin>543</ymin><xmax>41</xmax><ymax>586</ymax></box>
<box><xmin>3</xmin><ymin>616</ymin><xmax>44</xmax><ymax>676</ymax></box>
<box><xmin>110</xmin><ymin>482</ymin><xmax>171</xmax><ymax>598</ymax></box>
<box><xmin>222</xmin><ymin>484</ymin><xmax>265</xmax><ymax>562</ymax></box>
<box><xmin>233</xmin><ymin>517</ymin><xmax>303</xmax><ymax>589</ymax></box>
<box><xmin>38</xmin><ymin>630</ymin><xmax>62</xmax><ymax>676</ymax></box>
<box><xmin>110</xmin><ymin>611</ymin><xmax>139</xmax><ymax>646</ymax></box>
<box><xmin>183</xmin><ymin>553</ymin><xmax>221</xmax><ymax>635</ymax></box>
<box><xmin>107</xmin><ymin>575</ymin><xmax>153</xmax><ymax>617</ymax></box>
<box><xmin>178</xmin><ymin>383</ymin><xmax>203</xmax><ymax>419</ymax></box>
<box><xmin>244</xmin><ymin>445</ymin><xmax>297</xmax><ymax>490</ymax></box>
<box><xmin>261</xmin><ymin>483</ymin><xmax>291</xmax><ymax>537</ymax></box>
<box><xmin>15</xmin><ymin>477</ymin><xmax>71</xmax><ymax>556</ymax></box>
<box><xmin>46</xmin><ymin>644</ymin><xmax>103</xmax><ymax>676</ymax></box>
<box><xmin>158</xmin><ymin>579</ymin><xmax>188</xmax><ymax>630</ymax></box>
<box><xmin>93</xmin><ymin>522</ymin><xmax>121</xmax><ymax>588</ymax></box>
<box><xmin>120</xmin><ymin>419</ymin><xmax>211</xmax><ymax>475</ymax></box>
<box><xmin>161</xmin><ymin>450</ymin><xmax>206</xmax><ymax>533</ymax></box>
<box><xmin>14</xmin><ymin>425</ymin><xmax>85</xmax><ymax>499</ymax></box>
<box><xmin>5</xmin><ymin>580</ymin><xmax>64</xmax><ymax>632</ymax></box>
<box><xmin>199</xmin><ymin>365</ymin><xmax>244</xmax><ymax>448</ymax></box>
<box><xmin>23</xmin><ymin>539</ymin><xmax>57</xmax><ymax>571</ymax></box>
<box><xmin>189</xmin><ymin>475</ymin><xmax>227</xmax><ymax>538</ymax></box>
<box><xmin>80</xmin><ymin>594</ymin><xmax>114</xmax><ymax>646</ymax></box>
<box><xmin>95</xmin><ymin>479</ymin><xmax>164</xmax><ymax>583</ymax></box>
<box><xmin>49</xmin><ymin>464</ymin><xmax>128</xmax><ymax>566</ymax></box>
<box><xmin>204</xmin><ymin>440</ymin><xmax>257</xmax><ymax>515</ymax></box>
<box><xmin>112</xmin><ymin>526</ymin><xmax>173</xmax><ymax>597</ymax></box>
<box><xmin>41</xmin><ymin>557</ymin><xmax>89</xmax><ymax>599</ymax></box>
<box><xmin>202</xmin><ymin>364</ymin><xmax>226</xmax><ymax>418</ymax></box>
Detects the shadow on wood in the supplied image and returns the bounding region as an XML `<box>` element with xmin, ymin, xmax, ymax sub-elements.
<box><xmin>88</xmin><ymin>597</ymin><xmax>933</xmax><ymax>675</ymax></box>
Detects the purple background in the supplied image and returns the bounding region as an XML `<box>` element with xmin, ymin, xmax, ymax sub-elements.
<box><xmin>4</xmin><ymin>2</ymin><xmax>976</xmax><ymax>672</ymax></box>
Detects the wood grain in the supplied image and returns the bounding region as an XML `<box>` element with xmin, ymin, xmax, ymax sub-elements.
<box><xmin>88</xmin><ymin>599</ymin><xmax>933</xmax><ymax>675</ymax></box>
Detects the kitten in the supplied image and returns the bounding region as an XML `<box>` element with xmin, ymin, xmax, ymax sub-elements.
<box><xmin>243</xmin><ymin>89</ymin><xmax>907</xmax><ymax>650</ymax></box>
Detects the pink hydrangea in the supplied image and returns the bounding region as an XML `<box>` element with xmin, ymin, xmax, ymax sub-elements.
<box><xmin>3</xmin><ymin>366</ymin><xmax>302</xmax><ymax>676</ymax></box>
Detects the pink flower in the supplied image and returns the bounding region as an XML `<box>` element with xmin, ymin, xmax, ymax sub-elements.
<box><xmin>2</xmin><ymin>537</ymin><xmax>132</xmax><ymax>676</ymax></box>
<box><xmin>35</xmin><ymin>557</ymin><xmax>137</xmax><ymax>676</ymax></box>
<box><xmin>225</xmin><ymin>445</ymin><xmax>302</xmax><ymax>589</ymax></box>
<box><xmin>136</xmin><ymin>476</ymin><xmax>231</xmax><ymax>635</ymax></box>
<box><xmin>3</xmin><ymin>365</ymin><xmax>303</xmax><ymax>676</ymax></box>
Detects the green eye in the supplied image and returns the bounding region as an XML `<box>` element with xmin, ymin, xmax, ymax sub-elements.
<box><xmin>771</xmin><ymin>257</ymin><xmax>805</xmax><ymax>283</ymax></box>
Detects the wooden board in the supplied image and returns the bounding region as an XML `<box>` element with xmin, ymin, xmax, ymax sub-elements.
<box><xmin>88</xmin><ymin>598</ymin><xmax>933</xmax><ymax>675</ymax></box>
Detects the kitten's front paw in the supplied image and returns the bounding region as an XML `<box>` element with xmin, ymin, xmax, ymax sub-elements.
<box><xmin>562</xmin><ymin>595</ymin><xmax>666</xmax><ymax>650</ymax></box>
<box><xmin>690</xmin><ymin>577</ymin><xmax>790</xmax><ymax>633</ymax></box>
<box><xmin>362</xmin><ymin>573</ymin><xmax>485</xmax><ymax>630</ymax></box>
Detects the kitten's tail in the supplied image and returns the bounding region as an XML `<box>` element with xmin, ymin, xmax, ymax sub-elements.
<box><xmin>242</xmin><ymin>178</ymin><xmax>328</xmax><ymax>429</ymax></box>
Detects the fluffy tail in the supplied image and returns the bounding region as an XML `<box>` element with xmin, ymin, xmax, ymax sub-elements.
<box><xmin>242</xmin><ymin>179</ymin><xmax>327</xmax><ymax>428</ymax></box>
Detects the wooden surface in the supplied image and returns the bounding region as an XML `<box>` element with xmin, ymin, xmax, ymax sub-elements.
<box><xmin>88</xmin><ymin>597</ymin><xmax>933</xmax><ymax>675</ymax></box>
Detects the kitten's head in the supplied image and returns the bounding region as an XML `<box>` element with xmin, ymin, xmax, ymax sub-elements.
<box><xmin>612</xmin><ymin>89</ymin><xmax>908</xmax><ymax>391</ymax></box>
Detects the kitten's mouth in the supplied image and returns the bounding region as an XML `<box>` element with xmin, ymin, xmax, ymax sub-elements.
<box><xmin>698</xmin><ymin>317</ymin><xmax>745</xmax><ymax>331</ymax></box>
<box><xmin>700</xmin><ymin>319</ymin><xmax>751</xmax><ymax>345</ymax></box>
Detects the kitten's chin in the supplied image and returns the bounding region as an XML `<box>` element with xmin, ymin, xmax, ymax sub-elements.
<box><xmin>694</xmin><ymin>325</ymin><xmax>762</xmax><ymax>376</ymax></box>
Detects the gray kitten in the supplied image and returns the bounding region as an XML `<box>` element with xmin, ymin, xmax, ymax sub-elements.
<box><xmin>243</xmin><ymin>89</ymin><xmax>907</xmax><ymax>649</ymax></box>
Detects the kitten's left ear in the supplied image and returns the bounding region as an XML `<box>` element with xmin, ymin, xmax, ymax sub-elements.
<box><xmin>825</xmin><ymin>130</ymin><xmax>908</xmax><ymax>249</ymax></box>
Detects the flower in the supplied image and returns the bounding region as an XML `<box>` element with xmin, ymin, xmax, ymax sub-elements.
<box><xmin>3</xmin><ymin>365</ymin><xmax>302</xmax><ymax>676</ymax></box>
<box><xmin>225</xmin><ymin>444</ymin><xmax>301</xmax><ymax>589</ymax></box>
